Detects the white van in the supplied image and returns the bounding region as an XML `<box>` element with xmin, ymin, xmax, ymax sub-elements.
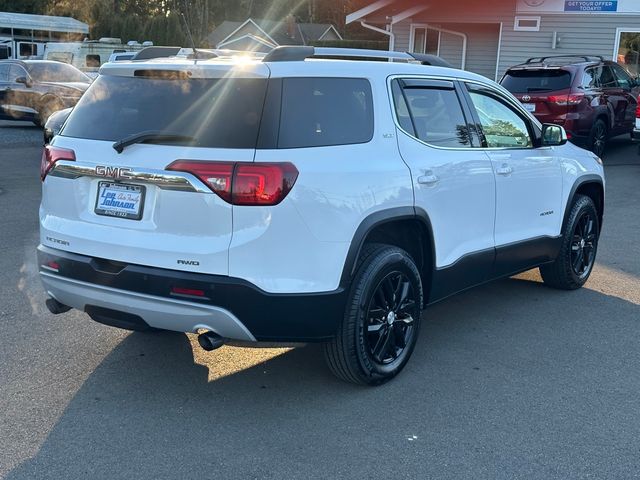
<box><xmin>0</xmin><ymin>37</ymin><xmax>46</xmax><ymax>59</ymax></box>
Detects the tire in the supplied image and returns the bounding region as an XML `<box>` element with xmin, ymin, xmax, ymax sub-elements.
<box><xmin>589</xmin><ymin>119</ymin><xmax>608</xmax><ymax>158</ymax></box>
<box><xmin>540</xmin><ymin>195</ymin><xmax>599</xmax><ymax>290</ymax></box>
<box><xmin>323</xmin><ymin>244</ymin><xmax>423</xmax><ymax>385</ymax></box>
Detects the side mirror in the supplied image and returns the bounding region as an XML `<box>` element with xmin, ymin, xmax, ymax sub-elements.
<box><xmin>43</xmin><ymin>108</ymin><xmax>72</xmax><ymax>144</ymax></box>
<box><xmin>541</xmin><ymin>124</ymin><xmax>568</xmax><ymax>147</ymax></box>
<box><xmin>15</xmin><ymin>76</ymin><xmax>32</xmax><ymax>88</ymax></box>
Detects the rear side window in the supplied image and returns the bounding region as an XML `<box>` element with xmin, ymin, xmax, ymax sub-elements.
<box><xmin>278</xmin><ymin>78</ymin><xmax>373</xmax><ymax>148</ymax></box>
<box><xmin>392</xmin><ymin>80</ymin><xmax>472</xmax><ymax>148</ymax></box>
<box><xmin>501</xmin><ymin>70</ymin><xmax>572</xmax><ymax>93</ymax></box>
<box><xmin>62</xmin><ymin>74</ymin><xmax>268</xmax><ymax>149</ymax></box>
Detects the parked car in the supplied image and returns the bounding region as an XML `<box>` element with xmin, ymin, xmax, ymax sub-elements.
<box><xmin>38</xmin><ymin>47</ymin><xmax>604</xmax><ymax>385</ymax></box>
<box><xmin>0</xmin><ymin>60</ymin><xmax>91</xmax><ymax>126</ymax></box>
<box><xmin>501</xmin><ymin>55</ymin><xmax>640</xmax><ymax>157</ymax></box>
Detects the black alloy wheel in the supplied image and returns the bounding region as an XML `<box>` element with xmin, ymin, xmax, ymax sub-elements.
<box><xmin>571</xmin><ymin>211</ymin><xmax>597</xmax><ymax>278</ymax></box>
<box><xmin>323</xmin><ymin>244</ymin><xmax>423</xmax><ymax>385</ymax></box>
<box><xmin>365</xmin><ymin>272</ymin><xmax>417</xmax><ymax>365</ymax></box>
<box><xmin>590</xmin><ymin>120</ymin><xmax>607</xmax><ymax>158</ymax></box>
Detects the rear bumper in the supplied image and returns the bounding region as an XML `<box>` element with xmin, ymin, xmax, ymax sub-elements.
<box><xmin>37</xmin><ymin>245</ymin><xmax>346</xmax><ymax>342</ymax></box>
<box><xmin>632</xmin><ymin>129</ymin><xmax>640</xmax><ymax>141</ymax></box>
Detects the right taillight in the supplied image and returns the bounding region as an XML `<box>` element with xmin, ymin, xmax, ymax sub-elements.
<box><xmin>40</xmin><ymin>145</ymin><xmax>75</xmax><ymax>182</ymax></box>
<box><xmin>635</xmin><ymin>97</ymin><xmax>640</xmax><ymax>119</ymax></box>
<box><xmin>167</xmin><ymin>161</ymin><xmax>299</xmax><ymax>206</ymax></box>
<box><xmin>548</xmin><ymin>93</ymin><xmax>584</xmax><ymax>106</ymax></box>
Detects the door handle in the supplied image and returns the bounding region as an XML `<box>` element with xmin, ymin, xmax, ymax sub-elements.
<box><xmin>496</xmin><ymin>163</ymin><xmax>513</xmax><ymax>176</ymax></box>
<box><xmin>418</xmin><ymin>172</ymin><xmax>439</xmax><ymax>186</ymax></box>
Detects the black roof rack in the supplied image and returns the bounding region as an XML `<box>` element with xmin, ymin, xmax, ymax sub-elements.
<box><xmin>525</xmin><ymin>55</ymin><xmax>605</xmax><ymax>64</ymax></box>
<box><xmin>262</xmin><ymin>46</ymin><xmax>454</xmax><ymax>68</ymax></box>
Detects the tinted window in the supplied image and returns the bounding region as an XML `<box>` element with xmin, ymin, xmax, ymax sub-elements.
<box><xmin>582</xmin><ymin>68</ymin><xmax>599</xmax><ymax>88</ymax></box>
<box><xmin>501</xmin><ymin>70</ymin><xmax>571</xmax><ymax>93</ymax></box>
<box><xmin>27</xmin><ymin>62</ymin><xmax>90</xmax><ymax>82</ymax></box>
<box><xmin>278</xmin><ymin>78</ymin><xmax>373</xmax><ymax>148</ymax></box>
<box><xmin>394</xmin><ymin>84</ymin><xmax>472</xmax><ymax>148</ymax></box>
<box><xmin>611</xmin><ymin>63</ymin><xmax>634</xmax><ymax>89</ymax></box>
<box><xmin>599</xmin><ymin>66</ymin><xmax>617</xmax><ymax>88</ymax></box>
<box><xmin>86</xmin><ymin>54</ymin><xmax>100</xmax><ymax>68</ymax></box>
<box><xmin>19</xmin><ymin>43</ymin><xmax>37</xmax><ymax>57</ymax></box>
<box><xmin>0</xmin><ymin>64</ymin><xmax>8</xmax><ymax>81</ymax></box>
<box><xmin>8</xmin><ymin>65</ymin><xmax>27</xmax><ymax>82</ymax></box>
<box><xmin>62</xmin><ymin>74</ymin><xmax>268</xmax><ymax>149</ymax></box>
<box><xmin>468</xmin><ymin>90</ymin><xmax>533</xmax><ymax>148</ymax></box>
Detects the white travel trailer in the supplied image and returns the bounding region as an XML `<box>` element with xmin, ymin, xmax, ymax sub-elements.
<box><xmin>0</xmin><ymin>11</ymin><xmax>89</xmax><ymax>60</ymax></box>
<box><xmin>44</xmin><ymin>39</ymin><xmax>152</xmax><ymax>77</ymax></box>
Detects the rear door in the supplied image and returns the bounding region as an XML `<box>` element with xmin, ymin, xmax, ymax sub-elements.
<box><xmin>42</xmin><ymin>65</ymin><xmax>270</xmax><ymax>276</ymax></box>
<box><xmin>598</xmin><ymin>65</ymin><xmax>628</xmax><ymax>133</ymax></box>
<box><xmin>391</xmin><ymin>78</ymin><xmax>497</xmax><ymax>296</ymax></box>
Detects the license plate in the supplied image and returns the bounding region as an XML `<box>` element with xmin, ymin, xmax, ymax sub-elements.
<box><xmin>95</xmin><ymin>182</ymin><xmax>145</xmax><ymax>220</ymax></box>
<box><xmin>523</xmin><ymin>103</ymin><xmax>536</xmax><ymax>113</ymax></box>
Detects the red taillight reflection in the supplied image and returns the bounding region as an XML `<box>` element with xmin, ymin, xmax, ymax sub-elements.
<box><xmin>171</xmin><ymin>287</ymin><xmax>205</xmax><ymax>297</ymax></box>
<box><xmin>167</xmin><ymin>161</ymin><xmax>299</xmax><ymax>206</ymax></box>
<box><xmin>40</xmin><ymin>145</ymin><xmax>75</xmax><ymax>182</ymax></box>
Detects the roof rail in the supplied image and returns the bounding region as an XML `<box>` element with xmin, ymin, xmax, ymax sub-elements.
<box><xmin>262</xmin><ymin>46</ymin><xmax>454</xmax><ymax>68</ymax></box>
<box><xmin>525</xmin><ymin>55</ymin><xmax>605</xmax><ymax>64</ymax></box>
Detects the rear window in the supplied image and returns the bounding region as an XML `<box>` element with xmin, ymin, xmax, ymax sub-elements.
<box><xmin>501</xmin><ymin>70</ymin><xmax>572</xmax><ymax>93</ymax></box>
<box><xmin>61</xmin><ymin>74</ymin><xmax>268</xmax><ymax>149</ymax></box>
<box><xmin>278</xmin><ymin>78</ymin><xmax>373</xmax><ymax>148</ymax></box>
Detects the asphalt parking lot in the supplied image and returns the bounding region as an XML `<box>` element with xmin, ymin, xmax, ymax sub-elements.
<box><xmin>1</xmin><ymin>120</ymin><xmax>639</xmax><ymax>479</ymax></box>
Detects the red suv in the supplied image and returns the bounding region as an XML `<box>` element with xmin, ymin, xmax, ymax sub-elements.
<box><xmin>501</xmin><ymin>55</ymin><xmax>640</xmax><ymax>157</ymax></box>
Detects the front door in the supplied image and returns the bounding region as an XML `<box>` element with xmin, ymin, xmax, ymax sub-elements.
<box><xmin>391</xmin><ymin>78</ymin><xmax>496</xmax><ymax>300</ymax></box>
<box><xmin>462</xmin><ymin>83</ymin><xmax>564</xmax><ymax>276</ymax></box>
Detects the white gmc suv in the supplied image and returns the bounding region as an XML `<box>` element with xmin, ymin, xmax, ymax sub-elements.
<box><xmin>38</xmin><ymin>47</ymin><xmax>605</xmax><ymax>385</ymax></box>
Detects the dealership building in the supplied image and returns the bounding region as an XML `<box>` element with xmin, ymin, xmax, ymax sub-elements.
<box><xmin>347</xmin><ymin>0</ymin><xmax>640</xmax><ymax>80</ymax></box>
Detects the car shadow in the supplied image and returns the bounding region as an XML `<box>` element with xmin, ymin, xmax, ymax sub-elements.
<box><xmin>5</xmin><ymin>274</ymin><xmax>640</xmax><ymax>479</ymax></box>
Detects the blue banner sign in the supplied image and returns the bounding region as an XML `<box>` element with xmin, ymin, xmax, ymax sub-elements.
<box><xmin>565</xmin><ymin>1</ymin><xmax>618</xmax><ymax>11</ymax></box>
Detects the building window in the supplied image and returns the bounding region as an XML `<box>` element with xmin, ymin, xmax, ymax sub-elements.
<box><xmin>412</xmin><ymin>26</ymin><xmax>440</xmax><ymax>55</ymax></box>
<box><xmin>514</xmin><ymin>16</ymin><xmax>541</xmax><ymax>32</ymax></box>
<box><xmin>615</xmin><ymin>30</ymin><xmax>640</xmax><ymax>75</ymax></box>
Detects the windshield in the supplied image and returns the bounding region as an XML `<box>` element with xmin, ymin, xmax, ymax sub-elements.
<box><xmin>28</xmin><ymin>62</ymin><xmax>90</xmax><ymax>83</ymax></box>
<box><xmin>501</xmin><ymin>70</ymin><xmax>572</xmax><ymax>93</ymax></box>
<box><xmin>61</xmin><ymin>74</ymin><xmax>268</xmax><ymax>149</ymax></box>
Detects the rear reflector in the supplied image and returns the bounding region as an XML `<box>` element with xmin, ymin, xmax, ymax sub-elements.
<box><xmin>171</xmin><ymin>287</ymin><xmax>206</xmax><ymax>297</ymax></box>
<box><xmin>167</xmin><ymin>161</ymin><xmax>299</xmax><ymax>206</ymax></box>
<box><xmin>40</xmin><ymin>145</ymin><xmax>75</xmax><ymax>181</ymax></box>
<box><xmin>548</xmin><ymin>94</ymin><xmax>584</xmax><ymax>106</ymax></box>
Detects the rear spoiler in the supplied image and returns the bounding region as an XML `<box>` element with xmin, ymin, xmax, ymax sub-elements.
<box><xmin>132</xmin><ymin>46</ymin><xmax>182</xmax><ymax>61</ymax></box>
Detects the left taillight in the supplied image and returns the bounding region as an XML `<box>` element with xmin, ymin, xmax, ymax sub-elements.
<box><xmin>40</xmin><ymin>145</ymin><xmax>75</xmax><ymax>182</ymax></box>
<box><xmin>167</xmin><ymin>161</ymin><xmax>299</xmax><ymax>206</ymax></box>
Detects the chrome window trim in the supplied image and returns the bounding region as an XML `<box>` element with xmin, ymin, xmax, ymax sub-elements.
<box><xmin>48</xmin><ymin>161</ymin><xmax>212</xmax><ymax>194</ymax></box>
<box><xmin>387</xmin><ymin>74</ymin><xmax>545</xmax><ymax>153</ymax></box>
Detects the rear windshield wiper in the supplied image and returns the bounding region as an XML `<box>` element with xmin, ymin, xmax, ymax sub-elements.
<box><xmin>113</xmin><ymin>131</ymin><xmax>197</xmax><ymax>153</ymax></box>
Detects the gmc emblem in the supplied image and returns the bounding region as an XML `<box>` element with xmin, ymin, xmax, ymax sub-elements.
<box><xmin>95</xmin><ymin>165</ymin><xmax>133</xmax><ymax>180</ymax></box>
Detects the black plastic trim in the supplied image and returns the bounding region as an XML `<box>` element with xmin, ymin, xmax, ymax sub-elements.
<box><xmin>338</xmin><ymin>207</ymin><xmax>436</xmax><ymax>288</ymax></box>
<box><xmin>38</xmin><ymin>246</ymin><xmax>346</xmax><ymax>342</ymax></box>
<box><xmin>561</xmin><ymin>175</ymin><xmax>604</xmax><ymax>234</ymax></box>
